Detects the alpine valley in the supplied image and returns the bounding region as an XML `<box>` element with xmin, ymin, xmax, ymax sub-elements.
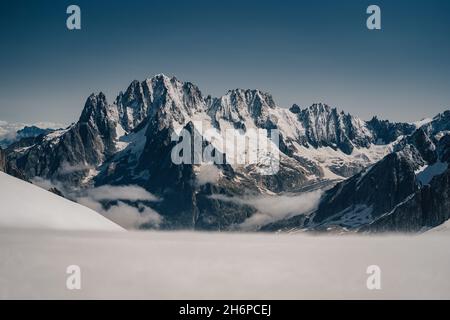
<box><xmin>1</xmin><ymin>73</ymin><xmax>449</xmax><ymax>233</ymax></box>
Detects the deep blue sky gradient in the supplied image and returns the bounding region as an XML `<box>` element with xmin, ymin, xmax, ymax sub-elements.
<box><xmin>1</xmin><ymin>0</ymin><xmax>449</xmax><ymax>123</ymax></box>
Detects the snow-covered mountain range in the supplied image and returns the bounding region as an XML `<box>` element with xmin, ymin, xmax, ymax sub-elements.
<box><xmin>1</xmin><ymin>73</ymin><xmax>449</xmax><ymax>233</ymax></box>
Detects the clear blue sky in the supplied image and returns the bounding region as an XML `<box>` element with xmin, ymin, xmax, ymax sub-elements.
<box><xmin>1</xmin><ymin>0</ymin><xmax>449</xmax><ymax>124</ymax></box>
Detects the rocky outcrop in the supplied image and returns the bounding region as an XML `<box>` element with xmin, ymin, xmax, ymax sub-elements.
<box><xmin>362</xmin><ymin>168</ymin><xmax>450</xmax><ymax>233</ymax></box>
<box><xmin>0</xmin><ymin>147</ymin><xmax>5</xmax><ymax>172</ymax></box>
<box><xmin>308</xmin><ymin>148</ymin><xmax>419</xmax><ymax>229</ymax></box>
<box><xmin>366</xmin><ymin>116</ymin><xmax>415</xmax><ymax>145</ymax></box>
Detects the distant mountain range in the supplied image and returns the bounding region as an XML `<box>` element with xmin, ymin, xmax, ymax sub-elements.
<box><xmin>0</xmin><ymin>122</ymin><xmax>61</xmax><ymax>148</ymax></box>
<box><xmin>1</xmin><ymin>74</ymin><xmax>449</xmax><ymax>233</ymax></box>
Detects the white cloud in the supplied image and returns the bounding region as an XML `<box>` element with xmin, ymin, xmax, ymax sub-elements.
<box><xmin>101</xmin><ymin>202</ymin><xmax>162</xmax><ymax>229</ymax></box>
<box><xmin>31</xmin><ymin>176</ymin><xmax>163</xmax><ymax>230</ymax></box>
<box><xmin>86</xmin><ymin>185</ymin><xmax>160</xmax><ymax>202</ymax></box>
<box><xmin>75</xmin><ymin>184</ymin><xmax>162</xmax><ymax>229</ymax></box>
<box><xmin>209</xmin><ymin>190</ymin><xmax>323</xmax><ymax>230</ymax></box>
<box><xmin>58</xmin><ymin>162</ymin><xmax>92</xmax><ymax>175</ymax></box>
<box><xmin>196</xmin><ymin>165</ymin><xmax>221</xmax><ymax>186</ymax></box>
<box><xmin>77</xmin><ymin>197</ymin><xmax>162</xmax><ymax>229</ymax></box>
<box><xmin>0</xmin><ymin>122</ymin><xmax>22</xmax><ymax>141</ymax></box>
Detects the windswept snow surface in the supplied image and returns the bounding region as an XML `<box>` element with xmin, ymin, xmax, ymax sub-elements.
<box><xmin>0</xmin><ymin>172</ymin><xmax>123</xmax><ymax>231</ymax></box>
<box><xmin>0</xmin><ymin>230</ymin><xmax>449</xmax><ymax>299</ymax></box>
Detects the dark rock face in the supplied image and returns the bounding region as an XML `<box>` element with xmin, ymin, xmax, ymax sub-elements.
<box><xmin>366</xmin><ymin>116</ymin><xmax>416</xmax><ymax>144</ymax></box>
<box><xmin>408</xmin><ymin>128</ymin><xmax>437</xmax><ymax>163</ymax></box>
<box><xmin>438</xmin><ymin>135</ymin><xmax>450</xmax><ymax>162</ymax></box>
<box><xmin>289</xmin><ymin>104</ymin><xmax>301</xmax><ymax>114</ymax></box>
<box><xmin>310</xmin><ymin>149</ymin><xmax>419</xmax><ymax>228</ymax></box>
<box><xmin>362</xmin><ymin>169</ymin><xmax>450</xmax><ymax>233</ymax></box>
<box><xmin>0</xmin><ymin>147</ymin><xmax>5</xmax><ymax>172</ymax></box>
<box><xmin>353</xmin><ymin>127</ymin><xmax>450</xmax><ymax>233</ymax></box>
<box><xmin>2</xmin><ymin>146</ymin><xmax>27</xmax><ymax>179</ymax></box>
<box><xmin>393</xmin><ymin>127</ymin><xmax>438</xmax><ymax>164</ymax></box>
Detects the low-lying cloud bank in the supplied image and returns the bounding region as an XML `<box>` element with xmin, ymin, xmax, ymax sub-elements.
<box><xmin>85</xmin><ymin>185</ymin><xmax>160</xmax><ymax>202</ymax></box>
<box><xmin>32</xmin><ymin>175</ymin><xmax>322</xmax><ymax>231</ymax></box>
<box><xmin>57</xmin><ymin>162</ymin><xmax>93</xmax><ymax>175</ymax></box>
<box><xmin>31</xmin><ymin>178</ymin><xmax>162</xmax><ymax>230</ymax></box>
<box><xmin>209</xmin><ymin>190</ymin><xmax>323</xmax><ymax>230</ymax></box>
<box><xmin>77</xmin><ymin>185</ymin><xmax>162</xmax><ymax>229</ymax></box>
<box><xmin>77</xmin><ymin>197</ymin><xmax>162</xmax><ymax>229</ymax></box>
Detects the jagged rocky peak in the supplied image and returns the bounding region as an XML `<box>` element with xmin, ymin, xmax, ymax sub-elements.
<box><xmin>295</xmin><ymin>103</ymin><xmax>373</xmax><ymax>154</ymax></box>
<box><xmin>116</xmin><ymin>74</ymin><xmax>207</xmax><ymax>132</ymax></box>
<box><xmin>437</xmin><ymin>133</ymin><xmax>450</xmax><ymax>162</ymax></box>
<box><xmin>78</xmin><ymin>92</ymin><xmax>118</xmax><ymax>138</ymax></box>
<box><xmin>289</xmin><ymin>104</ymin><xmax>301</xmax><ymax>114</ymax></box>
<box><xmin>299</xmin><ymin>103</ymin><xmax>357</xmax><ymax>125</ymax></box>
<box><xmin>145</xmin><ymin>73</ymin><xmax>206</xmax><ymax>112</ymax></box>
<box><xmin>115</xmin><ymin>80</ymin><xmax>149</xmax><ymax>132</ymax></box>
<box><xmin>408</xmin><ymin>128</ymin><xmax>437</xmax><ymax>163</ymax></box>
<box><xmin>79</xmin><ymin>92</ymin><xmax>109</xmax><ymax>123</ymax></box>
<box><xmin>229</xmin><ymin>88</ymin><xmax>276</xmax><ymax>111</ymax></box>
<box><xmin>366</xmin><ymin>116</ymin><xmax>416</xmax><ymax>144</ymax></box>
<box><xmin>304</xmin><ymin>102</ymin><xmax>334</xmax><ymax>114</ymax></box>
<box><xmin>208</xmin><ymin>88</ymin><xmax>277</xmax><ymax>128</ymax></box>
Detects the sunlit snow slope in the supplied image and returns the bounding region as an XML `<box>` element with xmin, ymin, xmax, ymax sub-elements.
<box><xmin>0</xmin><ymin>172</ymin><xmax>123</xmax><ymax>231</ymax></box>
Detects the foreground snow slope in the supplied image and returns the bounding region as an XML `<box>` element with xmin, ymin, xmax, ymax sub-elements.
<box><xmin>0</xmin><ymin>172</ymin><xmax>123</xmax><ymax>231</ymax></box>
<box><xmin>0</xmin><ymin>229</ymin><xmax>449</xmax><ymax>299</ymax></box>
<box><xmin>427</xmin><ymin>219</ymin><xmax>450</xmax><ymax>233</ymax></box>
